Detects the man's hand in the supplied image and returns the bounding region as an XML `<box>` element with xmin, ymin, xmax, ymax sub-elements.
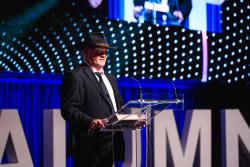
<box><xmin>173</xmin><ymin>10</ymin><xmax>184</xmax><ymax>23</ymax></box>
<box><xmin>88</xmin><ymin>119</ymin><xmax>106</xmax><ymax>133</ymax></box>
<box><xmin>134</xmin><ymin>5</ymin><xmax>144</xmax><ymax>19</ymax></box>
<box><xmin>135</xmin><ymin>119</ymin><xmax>146</xmax><ymax>129</ymax></box>
<box><xmin>88</xmin><ymin>0</ymin><xmax>103</xmax><ymax>9</ymax></box>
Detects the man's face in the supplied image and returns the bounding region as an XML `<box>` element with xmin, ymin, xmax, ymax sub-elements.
<box><xmin>84</xmin><ymin>47</ymin><xmax>108</xmax><ymax>70</ymax></box>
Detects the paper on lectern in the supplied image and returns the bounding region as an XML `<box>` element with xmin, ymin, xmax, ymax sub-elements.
<box><xmin>107</xmin><ymin>113</ymin><xmax>140</xmax><ymax>125</ymax></box>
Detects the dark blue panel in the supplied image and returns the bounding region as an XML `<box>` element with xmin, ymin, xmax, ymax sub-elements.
<box><xmin>207</xmin><ymin>3</ymin><xmax>222</xmax><ymax>33</ymax></box>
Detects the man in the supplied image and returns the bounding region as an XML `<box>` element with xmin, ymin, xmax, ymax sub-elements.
<box><xmin>60</xmin><ymin>32</ymin><xmax>124</xmax><ymax>167</ymax></box>
<box><xmin>134</xmin><ymin>0</ymin><xmax>192</xmax><ymax>26</ymax></box>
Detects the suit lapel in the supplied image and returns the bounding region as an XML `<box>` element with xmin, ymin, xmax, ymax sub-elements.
<box><xmin>81</xmin><ymin>65</ymin><xmax>114</xmax><ymax>113</ymax></box>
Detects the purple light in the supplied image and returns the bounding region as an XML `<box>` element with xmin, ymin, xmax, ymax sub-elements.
<box><xmin>201</xmin><ymin>31</ymin><xmax>208</xmax><ymax>82</ymax></box>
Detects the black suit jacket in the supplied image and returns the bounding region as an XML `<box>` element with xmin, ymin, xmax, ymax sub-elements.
<box><xmin>60</xmin><ymin>63</ymin><xmax>125</xmax><ymax>160</ymax></box>
<box><xmin>168</xmin><ymin>0</ymin><xmax>192</xmax><ymax>21</ymax></box>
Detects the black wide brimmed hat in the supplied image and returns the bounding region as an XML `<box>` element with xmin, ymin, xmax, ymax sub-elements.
<box><xmin>77</xmin><ymin>32</ymin><xmax>116</xmax><ymax>49</ymax></box>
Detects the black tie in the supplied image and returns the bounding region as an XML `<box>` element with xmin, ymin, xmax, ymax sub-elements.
<box><xmin>95</xmin><ymin>72</ymin><xmax>115</xmax><ymax>114</ymax></box>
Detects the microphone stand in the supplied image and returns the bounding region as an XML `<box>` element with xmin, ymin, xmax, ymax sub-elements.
<box><xmin>130</xmin><ymin>75</ymin><xmax>143</xmax><ymax>102</ymax></box>
<box><xmin>166</xmin><ymin>80</ymin><xmax>180</xmax><ymax>103</ymax></box>
<box><xmin>129</xmin><ymin>73</ymin><xmax>180</xmax><ymax>167</ymax></box>
<box><xmin>129</xmin><ymin>75</ymin><xmax>152</xmax><ymax>167</ymax></box>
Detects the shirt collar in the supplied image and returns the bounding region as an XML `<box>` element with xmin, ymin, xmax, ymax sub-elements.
<box><xmin>91</xmin><ymin>67</ymin><xmax>104</xmax><ymax>74</ymax></box>
<box><xmin>85</xmin><ymin>62</ymin><xmax>104</xmax><ymax>74</ymax></box>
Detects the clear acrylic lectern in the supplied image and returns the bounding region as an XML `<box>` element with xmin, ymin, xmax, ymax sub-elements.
<box><xmin>102</xmin><ymin>94</ymin><xmax>184</xmax><ymax>167</ymax></box>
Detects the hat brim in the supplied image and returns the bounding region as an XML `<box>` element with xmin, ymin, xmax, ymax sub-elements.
<box><xmin>76</xmin><ymin>42</ymin><xmax>117</xmax><ymax>50</ymax></box>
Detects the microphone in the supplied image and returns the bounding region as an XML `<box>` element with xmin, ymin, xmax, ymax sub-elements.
<box><xmin>165</xmin><ymin>80</ymin><xmax>179</xmax><ymax>103</ymax></box>
<box><xmin>128</xmin><ymin>73</ymin><xmax>143</xmax><ymax>102</ymax></box>
<box><xmin>133</xmin><ymin>71</ymin><xmax>179</xmax><ymax>103</ymax></box>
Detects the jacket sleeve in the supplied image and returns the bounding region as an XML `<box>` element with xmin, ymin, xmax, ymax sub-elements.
<box><xmin>60</xmin><ymin>71</ymin><xmax>93</xmax><ymax>130</ymax></box>
<box><xmin>179</xmin><ymin>0</ymin><xmax>192</xmax><ymax>20</ymax></box>
<box><xmin>134</xmin><ymin>0</ymin><xmax>145</xmax><ymax>6</ymax></box>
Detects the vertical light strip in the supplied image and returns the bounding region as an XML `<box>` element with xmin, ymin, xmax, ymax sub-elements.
<box><xmin>201</xmin><ymin>31</ymin><xmax>208</xmax><ymax>82</ymax></box>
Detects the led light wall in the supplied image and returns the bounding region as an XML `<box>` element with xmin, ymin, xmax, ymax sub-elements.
<box><xmin>0</xmin><ymin>0</ymin><xmax>249</xmax><ymax>83</ymax></box>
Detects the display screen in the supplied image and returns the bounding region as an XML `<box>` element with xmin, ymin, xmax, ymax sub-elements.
<box><xmin>0</xmin><ymin>0</ymin><xmax>248</xmax><ymax>83</ymax></box>
<box><xmin>62</xmin><ymin>0</ymin><xmax>223</xmax><ymax>33</ymax></box>
<box><xmin>108</xmin><ymin>0</ymin><xmax>223</xmax><ymax>33</ymax></box>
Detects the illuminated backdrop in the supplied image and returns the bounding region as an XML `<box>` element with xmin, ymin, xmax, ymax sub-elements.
<box><xmin>0</xmin><ymin>0</ymin><xmax>249</xmax><ymax>84</ymax></box>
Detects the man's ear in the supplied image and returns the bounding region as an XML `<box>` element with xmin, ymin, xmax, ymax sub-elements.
<box><xmin>84</xmin><ymin>51</ymin><xmax>94</xmax><ymax>65</ymax></box>
<box><xmin>82</xmin><ymin>50</ymin><xmax>88</xmax><ymax>63</ymax></box>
